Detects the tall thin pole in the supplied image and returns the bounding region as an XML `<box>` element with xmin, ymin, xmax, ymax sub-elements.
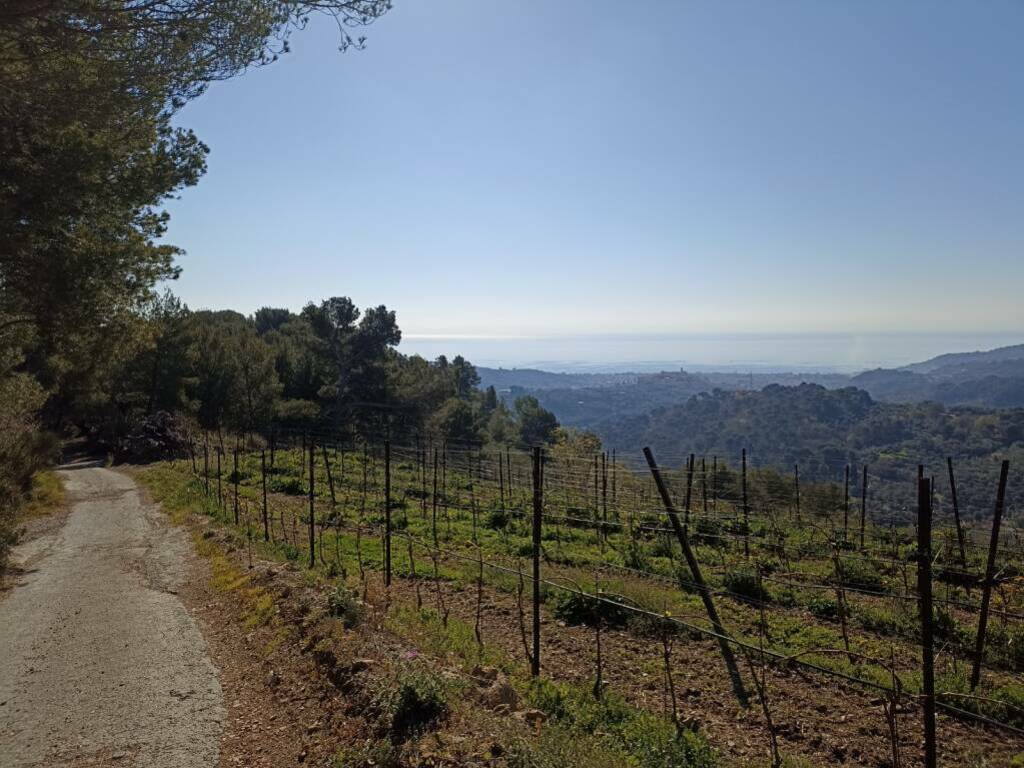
<box><xmin>843</xmin><ymin>464</ymin><xmax>850</xmax><ymax>542</ymax></box>
<box><xmin>712</xmin><ymin>455</ymin><xmax>718</xmax><ymax>512</ymax></box>
<box><xmin>601</xmin><ymin>451</ymin><xmax>608</xmax><ymax>537</ymax></box>
<box><xmin>859</xmin><ymin>464</ymin><xmax>868</xmax><ymax>551</ymax></box>
<box><xmin>611</xmin><ymin>449</ymin><xmax>617</xmax><ymax>506</ymax></box>
<box><xmin>971</xmin><ymin>460</ymin><xmax>1010</xmax><ymax>691</ymax></box>
<box><xmin>232</xmin><ymin>444</ymin><xmax>239</xmax><ymax>525</ymax></box>
<box><xmin>684</xmin><ymin>454</ymin><xmax>694</xmax><ymax>527</ymax></box>
<box><xmin>741</xmin><ymin>449</ymin><xmax>750</xmax><ymax>559</ymax></box>
<box><xmin>644</xmin><ymin>446</ymin><xmax>747</xmax><ymax>706</ymax></box>
<box><xmin>308</xmin><ymin>438</ymin><xmax>315</xmax><ymax>569</ymax></box>
<box><xmin>531</xmin><ymin>446</ymin><xmax>543</xmax><ymax>677</ymax></box>
<box><xmin>261</xmin><ymin>449</ymin><xmax>269</xmax><ymax>542</ymax></box>
<box><xmin>794</xmin><ymin>464</ymin><xmax>801</xmax><ymax>521</ymax></box>
<box><xmin>384</xmin><ymin>440</ymin><xmax>392</xmax><ymax>587</ymax></box>
<box><xmin>917</xmin><ymin>473</ymin><xmax>936</xmax><ymax>768</ymax></box>
<box><xmin>431</xmin><ymin>448</ymin><xmax>439</xmax><ymax>547</ymax></box>
<box><xmin>701</xmin><ymin>456</ymin><xmax>708</xmax><ymax>514</ymax></box>
<box><xmin>947</xmin><ymin>457</ymin><xmax>968</xmax><ymax>566</ymax></box>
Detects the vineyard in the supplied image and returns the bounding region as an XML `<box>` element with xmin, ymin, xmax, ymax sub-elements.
<box><xmin>159</xmin><ymin>430</ymin><xmax>1024</xmax><ymax>766</ymax></box>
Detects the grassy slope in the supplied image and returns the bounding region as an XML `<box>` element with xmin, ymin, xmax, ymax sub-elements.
<box><xmin>138</xmin><ymin>461</ymin><xmax>718</xmax><ymax>768</ymax></box>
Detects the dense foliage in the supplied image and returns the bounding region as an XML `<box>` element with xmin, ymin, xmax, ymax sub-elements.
<box><xmin>80</xmin><ymin>295</ymin><xmax>560</xmax><ymax>450</ymax></box>
<box><xmin>0</xmin><ymin>1</ymin><xmax>391</xmax><ymax>563</ymax></box>
<box><xmin>594</xmin><ymin>383</ymin><xmax>1024</xmax><ymax>521</ymax></box>
<box><xmin>486</xmin><ymin>345</ymin><xmax>1024</xmax><ymax>427</ymax></box>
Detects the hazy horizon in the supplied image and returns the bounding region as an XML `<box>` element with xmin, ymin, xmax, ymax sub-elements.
<box><xmin>396</xmin><ymin>330</ymin><xmax>1024</xmax><ymax>374</ymax></box>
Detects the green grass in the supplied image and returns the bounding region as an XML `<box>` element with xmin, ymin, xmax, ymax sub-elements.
<box><xmin>22</xmin><ymin>470</ymin><xmax>66</xmax><ymax>519</ymax></box>
<box><xmin>137</xmin><ymin>450</ymin><xmax>1024</xmax><ymax>732</ymax></box>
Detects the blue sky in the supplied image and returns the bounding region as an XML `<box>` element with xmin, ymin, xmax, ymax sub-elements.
<box><xmin>165</xmin><ymin>1</ymin><xmax>1023</xmax><ymax>347</ymax></box>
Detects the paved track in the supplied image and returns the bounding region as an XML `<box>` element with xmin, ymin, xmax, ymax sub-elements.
<box><xmin>0</xmin><ymin>463</ymin><xmax>223</xmax><ymax>767</ymax></box>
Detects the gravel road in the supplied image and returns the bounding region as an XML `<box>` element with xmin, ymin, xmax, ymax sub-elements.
<box><xmin>0</xmin><ymin>463</ymin><xmax>224</xmax><ymax>767</ymax></box>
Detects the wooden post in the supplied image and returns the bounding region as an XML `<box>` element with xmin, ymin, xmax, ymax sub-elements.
<box><xmin>946</xmin><ymin>457</ymin><xmax>968</xmax><ymax>566</ymax></box>
<box><xmin>203</xmin><ymin>444</ymin><xmax>209</xmax><ymax>494</ymax></box>
<box><xmin>506</xmin><ymin>448</ymin><xmax>513</xmax><ymax>501</ymax></box>
<box><xmin>308</xmin><ymin>438</ymin><xmax>315</xmax><ymax>569</ymax></box>
<box><xmin>701</xmin><ymin>456</ymin><xmax>708</xmax><ymax>514</ymax></box>
<box><xmin>712</xmin><ymin>455</ymin><xmax>718</xmax><ymax>512</ymax></box>
<box><xmin>384</xmin><ymin>440</ymin><xmax>392</xmax><ymax>587</ymax></box>
<box><xmin>684</xmin><ymin>453</ymin><xmax>695</xmax><ymax>527</ymax></box>
<box><xmin>843</xmin><ymin>464</ymin><xmax>850</xmax><ymax>543</ymax></box>
<box><xmin>269</xmin><ymin>432</ymin><xmax>276</xmax><ymax>467</ymax></box>
<box><xmin>233</xmin><ymin>445</ymin><xmax>239</xmax><ymax>525</ymax></box>
<box><xmin>970</xmin><ymin>459</ymin><xmax>1010</xmax><ymax>691</ymax></box>
<box><xmin>498</xmin><ymin>452</ymin><xmax>506</xmax><ymax>512</ymax></box>
<box><xmin>644</xmin><ymin>446</ymin><xmax>748</xmax><ymax>705</ymax></box>
<box><xmin>741</xmin><ymin>449</ymin><xmax>750</xmax><ymax>559</ymax></box>
<box><xmin>612</xmin><ymin>449</ymin><xmax>617</xmax><ymax>506</ymax></box>
<box><xmin>859</xmin><ymin>464</ymin><xmax>869</xmax><ymax>551</ymax></box>
<box><xmin>917</xmin><ymin>473</ymin><xmax>936</xmax><ymax>768</ymax></box>
<box><xmin>420</xmin><ymin>442</ymin><xmax>427</xmax><ymax>519</ymax></box>
<box><xmin>531</xmin><ymin>446</ymin><xmax>543</xmax><ymax>677</ymax></box>
<box><xmin>601</xmin><ymin>451</ymin><xmax>608</xmax><ymax>537</ymax></box>
<box><xmin>442</xmin><ymin>443</ymin><xmax>448</xmax><ymax>535</ymax></box>
<box><xmin>261</xmin><ymin>449</ymin><xmax>269</xmax><ymax>542</ymax></box>
<box><xmin>794</xmin><ymin>464</ymin><xmax>801</xmax><ymax>521</ymax></box>
<box><xmin>432</xmin><ymin>448</ymin><xmax>439</xmax><ymax>547</ymax></box>
<box><xmin>216</xmin><ymin>448</ymin><xmax>222</xmax><ymax>509</ymax></box>
<box><xmin>321</xmin><ymin>444</ymin><xmax>336</xmax><ymax>505</ymax></box>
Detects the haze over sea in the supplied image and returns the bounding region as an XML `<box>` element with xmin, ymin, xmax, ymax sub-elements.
<box><xmin>398</xmin><ymin>331</ymin><xmax>1024</xmax><ymax>375</ymax></box>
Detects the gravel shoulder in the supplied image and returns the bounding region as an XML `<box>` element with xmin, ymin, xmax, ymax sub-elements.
<box><xmin>0</xmin><ymin>462</ymin><xmax>224</xmax><ymax>768</ymax></box>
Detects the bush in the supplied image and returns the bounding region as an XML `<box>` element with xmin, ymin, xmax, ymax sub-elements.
<box><xmin>854</xmin><ymin>603</ymin><xmax>911</xmax><ymax>637</ymax></box>
<box><xmin>934</xmin><ymin>607</ymin><xmax>962</xmax><ymax>641</ymax></box>
<box><xmin>268</xmin><ymin>475</ymin><xmax>304</xmax><ymax>495</ymax></box>
<box><xmin>986</xmin><ymin>623</ymin><xmax>1024</xmax><ymax>670</ymax></box>
<box><xmin>0</xmin><ymin>372</ymin><xmax>57</xmax><ymax>574</ymax></box>
<box><xmin>486</xmin><ymin>507</ymin><xmax>509</xmax><ymax>530</ymax></box>
<box><xmin>375</xmin><ymin>663</ymin><xmax>449</xmax><ymax>741</ymax></box>
<box><xmin>808</xmin><ymin>595</ymin><xmax>838</xmax><ymax>619</ymax></box>
<box><xmin>116</xmin><ymin>411</ymin><xmax>190</xmax><ymax>462</ymax></box>
<box><xmin>692</xmin><ymin>517</ymin><xmax>726</xmax><ymax>547</ymax></box>
<box><xmin>723</xmin><ymin>570</ymin><xmax>770</xmax><ymax>603</ymax></box>
<box><xmin>650</xmin><ymin>535</ymin><xmax>677</xmax><ymax>560</ymax></box>
<box><xmin>327</xmin><ymin>583</ymin><xmax>363</xmax><ymax>628</ymax></box>
<box><xmin>622</xmin><ymin>535</ymin><xmax>648</xmax><ymax>570</ymax></box>
<box><xmin>552</xmin><ymin>590</ymin><xmax>630</xmax><ymax>629</ymax></box>
<box><xmin>833</xmin><ymin>558</ymin><xmax>885</xmax><ymax>592</ymax></box>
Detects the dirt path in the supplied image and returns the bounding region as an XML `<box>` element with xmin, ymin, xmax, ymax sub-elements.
<box><xmin>0</xmin><ymin>462</ymin><xmax>224</xmax><ymax>768</ymax></box>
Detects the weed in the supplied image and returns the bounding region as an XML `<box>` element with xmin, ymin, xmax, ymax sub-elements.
<box><xmin>723</xmin><ymin>570</ymin><xmax>770</xmax><ymax>603</ymax></box>
<box><xmin>327</xmin><ymin>582</ymin><xmax>363</xmax><ymax>628</ymax></box>
<box><xmin>552</xmin><ymin>590</ymin><xmax>629</xmax><ymax>629</ymax></box>
<box><xmin>486</xmin><ymin>508</ymin><xmax>509</xmax><ymax>530</ymax></box>
<box><xmin>374</xmin><ymin>662</ymin><xmax>450</xmax><ymax>741</ymax></box>
<box><xmin>334</xmin><ymin>738</ymin><xmax>400</xmax><ymax>767</ymax></box>
<box><xmin>522</xmin><ymin>679</ymin><xmax>716</xmax><ymax>768</ymax></box>
<box><xmin>808</xmin><ymin>595</ymin><xmax>838</xmax><ymax>619</ymax></box>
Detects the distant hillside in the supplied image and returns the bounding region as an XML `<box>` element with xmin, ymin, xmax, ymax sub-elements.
<box><xmin>503</xmin><ymin>371</ymin><xmax>714</xmax><ymax>426</ymax></box>
<box><xmin>904</xmin><ymin>343</ymin><xmax>1024</xmax><ymax>374</ymax></box>
<box><xmin>852</xmin><ymin>342</ymin><xmax>1024</xmax><ymax>407</ymax></box>
<box><xmin>485</xmin><ymin>368</ymin><xmax>855</xmax><ymax>427</ymax></box>
<box><xmin>483</xmin><ymin>343</ymin><xmax>1024</xmax><ymax>439</ymax></box>
<box><xmin>477</xmin><ymin>367</ymin><xmax>636</xmax><ymax>391</ymax></box>
<box><xmin>591</xmin><ymin>383</ymin><xmax>1024</xmax><ymax>521</ymax></box>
